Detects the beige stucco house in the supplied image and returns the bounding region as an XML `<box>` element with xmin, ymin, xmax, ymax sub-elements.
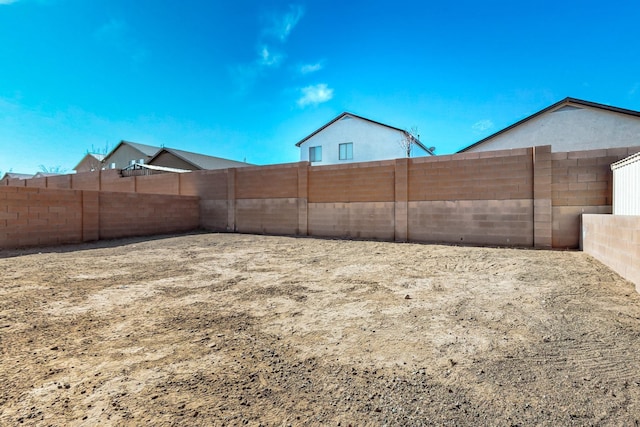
<box><xmin>102</xmin><ymin>141</ymin><xmax>161</xmax><ymax>170</ymax></box>
<box><xmin>73</xmin><ymin>153</ymin><xmax>106</xmax><ymax>173</ymax></box>
<box><xmin>459</xmin><ymin>97</ymin><xmax>640</xmax><ymax>153</ymax></box>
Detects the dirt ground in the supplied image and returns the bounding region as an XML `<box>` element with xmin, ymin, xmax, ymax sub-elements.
<box><xmin>1</xmin><ymin>232</ymin><xmax>640</xmax><ymax>426</ymax></box>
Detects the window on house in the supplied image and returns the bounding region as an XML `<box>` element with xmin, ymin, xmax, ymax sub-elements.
<box><xmin>309</xmin><ymin>146</ymin><xmax>322</xmax><ymax>162</ymax></box>
<box><xmin>339</xmin><ymin>142</ymin><xmax>353</xmax><ymax>160</ymax></box>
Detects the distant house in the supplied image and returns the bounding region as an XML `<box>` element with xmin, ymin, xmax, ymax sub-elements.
<box><xmin>73</xmin><ymin>153</ymin><xmax>106</xmax><ymax>173</ymax></box>
<box><xmin>101</xmin><ymin>141</ymin><xmax>161</xmax><ymax>170</ymax></box>
<box><xmin>148</xmin><ymin>147</ymin><xmax>251</xmax><ymax>170</ymax></box>
<box><xmin>1</xmin><ymin>172</ymin><xmax>33</xmax><ymax>180</ymax></box>
<box><xmin>295</xmin><ymin>112</ymin><xmax>433</xmax><ymax>166</ymax></box>
<box><xmin>33</xmin><ymin>172</ymin><xmax>61</xmax><ymax>178</ymax></box>
<box><xmin>80</xmin><ymin>140</ymin><xmax>251</xmax><ymax>174</ymax></box>
<box><xmin>458</xmin><ymin>97</ymin><xmax>640</xmax><ymax>153</ymax></box>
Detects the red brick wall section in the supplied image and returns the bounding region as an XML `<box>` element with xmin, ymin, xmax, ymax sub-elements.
<box><xmin>0</xmin><ymin>186</ymin><xmax>199</xmax><ymax>249</ymax></box>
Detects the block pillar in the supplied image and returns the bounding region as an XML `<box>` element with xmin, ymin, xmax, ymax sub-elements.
<box><xmin>227</xmin><ymin>168</ymin><xmax>236</xmax><ymax>232</ymax></box>
<box><xmin>533</xmin><ymin>145</ymin><xmax>552</xmax><ymax>248</ymax></box>
<box><xmin>297</xmin><ymin>162</ymin><xmax>309</xmax><ymax>236</ymax></box>
<box><xmin>395</xmin><ymin>158</ymin><xmax>409</xmax><ymax>242</ymax></box>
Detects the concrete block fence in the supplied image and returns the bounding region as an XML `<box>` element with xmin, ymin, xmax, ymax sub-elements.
<box><xmin>0</xmin><ymin>186</ymin><xmax>199</xmax><ymax>248</ymax></box>
<box><xmin>2</xmin><ymin>144</ymin><xmax>640</xmax><ymax>249</ymax></box>
<box><xmin>582</xmin><ymin>214</ymin><xmax>640</xmax><ymax>291</ymax></box>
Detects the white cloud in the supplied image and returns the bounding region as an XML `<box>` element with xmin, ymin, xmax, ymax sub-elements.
<box><xmin>265</xmin><ymin>4</ymin><xmax>304</xmax><ymax>41</ymax></box>
<box><xmin>472</xmin><ymin>119</ymin><xmax>494</xmax><ymax>132</ymax></box>
<box><xmin>300</xmin><ymin>62</ymin><xmax>323</xmax><ymax>74</ymax></box>
<box><xmin>629</xmin><ymin>82</ymin><xmax>639</xmax><ymax>96</ymax></box>
<box><xmin>231</xmin><ymin>4</ymin><xmax>304</xmax><ymax>95</ymax></box>
<box><xmin>297</xmin><ymin>83</ymin><xmax>334</xmax><ymax>107</ymax></box>
<box><xmin>258</xmin><ymin>45</ymin><xmax>284</xmax><ymax>67</ymax></box>
<box><xmin>0</xmin><ymin>0</ymin><xmax>19</xmax><ymax>4</ymax></box>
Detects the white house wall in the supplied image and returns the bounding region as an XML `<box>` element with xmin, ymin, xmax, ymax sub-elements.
<box><xmin>299</xmin><ymin>117</ymin><xmax>424</xmax><ymax>165</ymax></box>
<box><xmin>465</xmin><ymin>106</ymin><xmax>640</xmax><ymax>153</ymax></box>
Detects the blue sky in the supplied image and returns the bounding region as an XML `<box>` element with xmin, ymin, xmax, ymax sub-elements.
<box><xmin>1</xmin><ymin>0</ymin><xmax>639</xmax><ymax>174</ymax></box>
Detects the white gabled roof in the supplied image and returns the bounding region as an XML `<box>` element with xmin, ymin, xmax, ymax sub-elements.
<box><xmin>294</xmin><ymin>112</ymin><xmax>431</xmax><ymax>154</ymax></box>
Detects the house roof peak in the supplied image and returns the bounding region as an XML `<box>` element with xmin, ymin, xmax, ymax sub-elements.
<box><xmin>457</xmin><ymin>97</ymin><xmax>640</xmax><ymax>153</ymax></box>
<box><xmin>294</xmin><ymin>111</ymin><xmax>429</xmax><ymax>153</ymax></box>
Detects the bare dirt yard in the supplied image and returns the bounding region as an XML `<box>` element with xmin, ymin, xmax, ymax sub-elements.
<box><xmin>1</xmin><ymin>232</ymin><xmax>640</xmax><ymax>426</ymax></box>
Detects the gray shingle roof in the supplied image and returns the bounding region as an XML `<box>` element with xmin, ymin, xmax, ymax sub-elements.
<box><xmin>115</xmin><ymin>141</ymin><xmax>162</xmax><ymax>157</ymax></box>
<box><xmin>1</xmin><ymin>172</ymin><xmax>33</xmax><ymax>180</ymax></box>
<box><xmin>149</xmin><ymin>148</ymin><xmax>251</xmax><ymax>170</ymax></box>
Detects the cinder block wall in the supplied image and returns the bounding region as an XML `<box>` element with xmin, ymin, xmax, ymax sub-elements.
<box><xmin>98</xmin><ymin>192</ymin><xmax>199</xmax><ymax>239</ymax></box>
<box><xmin>47</xmin><ymin>175</ymin><xmax>72</xmax><ymax>189</ymax></box>
<box><xmin>309</xmin><ymin>162</ymin><xmax>396</xmax><ymax>239</ymax></box>
<box><xmin>407</xmin><ymin>148</ymin><xmax>536</xmax><ymax>246</ymax></box>
<box><xmin>0</xmin><ymin>186</ymin><xmax>199</xmax><ymax>249</ymax></box>
<box><xmin>179</xmin><ymin>169</ymin><xmax>229</xmax><ymax>230</ymax></box>
<box><xmin>234</xmin><ymin>164</ymin><xmax>300</xmax><ymax>234</ymax></box>
<box><xmin>551</xmin><ymin>147</ymin><xmax>640</xmax><ymax>247</ymax></box>
<box><xmin>0</xmin><ymin>186</ymin><xmax>83</xmax><ymax>247</ymax></box>
<box><xmin>136</xmin><ymin>173</ymin><xmax>180</xmax><ymax>195</ymax></box>
<box><xmin>3</xmin><ymin>145</ymin><xmax>638</xmax><ymax>249</ymax></box>
<box><xmin>582</xmin><ymin>214</ymin><xmax>640</xmax><ymax>291</ymax></box>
